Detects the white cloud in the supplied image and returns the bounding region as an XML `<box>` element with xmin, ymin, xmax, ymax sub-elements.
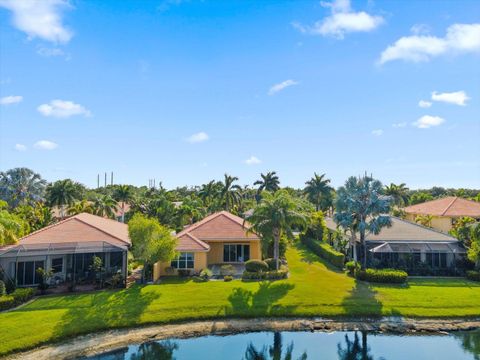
<box><xmin>293</xmin><ymin>0</ymin><xmax>384</xmax><ymax>39</ymax></box>
<box><xmin>371</xmin><ymin>129</ymin><xmax>383</xmax><ymax>136</ymax></box>
<box><xmin>14</xmin><ymin>144</ymin><xmax>27</xmax><ymax>151</ymax></box>
<box><xmin>186</xmin><ymin>132</ymin><xmax>209</xmax><ymax>143</ymax></box>
<box><xmin>37</xmin><ymin>99</ymin><xmax>91</xmax><ymax>118</ymax></box>
<box><xmin>36</xmin><ymin>46</ymin><xmax>70</xmax><ymax>59</ymax></box>
<box><xmin>379</xmin><ymin>23</ymin><xmax>480</xmax><ymax>64</ymax></box>
<box><xmin>268</xmin><ymin>80</ymin><xmax>299</xmax><ymax>95</ymax></box>
<box><xmin>0</xmin><ymin>95</ymin><xmax>23</xmax><ymax>105</ymax></box>
<box><xmin>413</xmin><ymin>115</ymin><xmax>445</xmax><ymax>129</ymax></box>
<box><xmin>392</xmin><ymin>122</ymin><xmax>407</xmax><ymax>128</ymax></box>
<box><xmin>34</xmin><ymin>140</ymin><xmax>58</xmax><ymax>150</ymax></box>
<box><xmin>418</xmin><ymin>100</ymin><xmax>432</xmax><ymax>108</ymax></box>
<box><xmin>431</xmin><ymin>90</ymin><xmax>469</xmax><ymax>106</ymax></box>
<box><xmin>410</xmin><ymin>24</ymin><xmax>430</xmax><ymax>35</ymax></box>
<box><xmin>0</xmin><ymin>0</ymin><xmax>73</xmax><ymax>43</ymax></box>
<box><xmin>245</xmin><ymin>156</ymin><xmax>262</xmax><ymax>165</ymax></box>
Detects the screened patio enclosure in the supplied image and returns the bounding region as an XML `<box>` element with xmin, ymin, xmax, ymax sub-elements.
<box><xmin>0</xmin><ymin>241</ymin><xmax>128</xmax><ymax>287</ymax></box>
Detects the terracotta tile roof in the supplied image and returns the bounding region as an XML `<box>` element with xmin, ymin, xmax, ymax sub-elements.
<box><xmin>17</xmin><ymin>213</ymin><xmax>130</xmax><ymax>247</ymax></box>
<box><xmin>403</xmin><ymin>196</ymin><xmax>480</xmax><ymax>217</ymax></box>
<box><xmin>174</xmin><ymin>211</ymin><xmax>259</xmax><ymax>252</ymax></box>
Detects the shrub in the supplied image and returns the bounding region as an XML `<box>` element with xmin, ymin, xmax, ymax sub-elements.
<box><xmin>0</xmin><ymin>280</ymin><xmax>5</xmax><ymax>296</ymax></box>
<box><xmin>345</xmin><ymin>261</ymin><xmax>360</xmax><ymax>276</ymax></box>
<box><xmin>0</xmin><ymin>288</ymin><xmax>35</xmax><ymax>311</ymax></box>
<box><xmin>164</xmin><ymin>266</ymin><xmax>175</xmax><ymax>275</ymax></box>
<box><xmin>300</xmin><ymin>235</ymin><xmax>345</xmax><ymax>268</ymax></box>
<box><xmin>224</xmin><ymin>275</ymin><xmax>233</xmax><ymax>282</ymax></box>
<box><xmin>356</xmin><ymin>268</ymin><xmax>408</xmax><ymax>284</ymax></box>
<box><xmin>220</xmin><ymin>265</ymin><xmax>236</xmax><ymax>276</ymax></box>
<box><xmin>264</xmin><ymin>258</ymin><xmax>277</xmax><ymax>271</ymax></box>
<box><xmin>245</xmin><ymin>260</ymin><xmax>269</xmax><ymax>273</ymax></box>
<box><xmin>177</xmin><ymin>269</ymin><xmax>192</xmax><ymax>277</ymax></box>
<box><xmin>199</xmin><ymin>268</ymin><xmax>213</xmax><ymax>280</ymax></box>
<box><xmin>466</xmin><ymin>270</ymin><xmax>480</xmax><ymax>282</ymax></box>
<box><xmin>242</xmin><ymin>266</ymin><xmax>289</xmax><ymax>281</ymax></box>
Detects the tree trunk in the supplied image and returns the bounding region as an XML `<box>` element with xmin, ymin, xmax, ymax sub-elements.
<box><xmin>360</xmin><ymin>229</ymin><xmax>367</xmax><ymax>269</ymax></box>
<box><xmin>273</xmin><ymin>228</ymin><xmax>280</xmax><ymax>270</ymax></box>
<box><xmin>121</xmin><ymin>203</ymin><xmax>125</xmax><ymax>223</ymax></box>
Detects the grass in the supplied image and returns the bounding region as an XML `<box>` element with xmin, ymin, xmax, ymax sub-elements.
<box><xmin>1</xmin><ymin>244</ymin><xmax>480</xmax><ymax>355</ymax></box>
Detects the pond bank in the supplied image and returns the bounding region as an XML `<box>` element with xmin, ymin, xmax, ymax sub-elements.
<box><xmin>8</xmin><ymin>317</ymin><xmax>480</xmax><ymax>360</ymax></box>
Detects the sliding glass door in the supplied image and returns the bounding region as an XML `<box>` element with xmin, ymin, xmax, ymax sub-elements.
<box><xmin>223</xmin><ymin>244</ymin><xmax>250</xmax><ymax>263</ymax></box>
<box><xmin>16</xmin><ymin>260</ymin><xmax>44</xmax><ymax>286</ymax></box>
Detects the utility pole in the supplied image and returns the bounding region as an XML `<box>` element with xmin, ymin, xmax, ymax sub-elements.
<box><xmin>104</xmin><ymin>172</ymin><xmax>107</xmax><ymax>187</ymax></box>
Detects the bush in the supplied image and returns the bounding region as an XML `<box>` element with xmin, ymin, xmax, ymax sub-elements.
<box><xmin>300</xmin><ymin>235</ymin><xmax>345</xmax><ymax>268</ymax></box>
<box><xmin>264</xmin><ymin>258</ymin><xmax>277</xmax><ymax>271</ymax></box>
<box><xmin>220</xmin><ymin>265</ymin><xmax>236</xmax><ymax>276</ymax></box>
<box><xmin>164</xmin><ymin>266</ymin><xmax>175</xmax><ymax>275</ymax></box>
<box><xmin>345</xmin><ymin>261</ymin><xmax>360</xmax><ymax>276</ymax></box>
<box><xmin>224</xmin><ymin>275</ymin><xmax>233</xmax><ymax>282</ymax></box>
<box><xmin>245</xmin><ymin>260</ymin><xmax>269</xmax><ymax>273</ymax></box>
<box><xmin>0</xmin><ymin>280</ymin><xmax>5</xmax><ymax>296</ymax></box>
<box><xmin>356</xmin><ymin>268</ymin><xmax>408</xmax><ymax>284</ymax></box>
<box><xmin>0</xmin><ymin>288</ymin><xmax>35</xmax><ymax>311</ymax></box>
<box><xmin>199</xmin><ymin>268</ymin><xmax>213</xmax><ymax>280</ymax></box>
<box><xmin>466</xmin><ymin>270</ymin><xmax>480</xmax><ymax>282</ymax></box>
<box><xmin>177</xmin><ymin>269</ymin><xmax>192</xmax><ymax>277</ymax></box>
<box><xmin>242</xmin><ymin>266</ymin><xmax>289</xmax><ymax>281</ymax></box>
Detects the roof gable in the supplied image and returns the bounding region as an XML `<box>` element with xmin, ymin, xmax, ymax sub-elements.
<box><xmin>404</xmin><ymin>196</ymin><xmax>480</xmax><ymax>217</ymax></box>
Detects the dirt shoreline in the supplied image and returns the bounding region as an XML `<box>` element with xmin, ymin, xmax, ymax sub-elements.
<box><xmin>7</xmin><ymin>317</ymin><xmax>480</xmax><ymax>360</ymax></box>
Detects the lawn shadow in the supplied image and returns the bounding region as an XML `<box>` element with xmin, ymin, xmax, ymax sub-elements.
<box><xmin>54</xmin><ymin>285</ymin><xmax>159</xmax><ymax>339</ymax></box>
<box><xmin>225</xmin><ymin>281</ymin><xmax>296</xmax><ymax>317</ymax></box>
<box><xmin>295</xmin><ymin>243</ymin><xmax>344</xmax><ymax>273</ymax></box>
<box><xmin>341</xmin><ymin>280</ymin><xmax>383</xmax><ymax>317</ymax></box>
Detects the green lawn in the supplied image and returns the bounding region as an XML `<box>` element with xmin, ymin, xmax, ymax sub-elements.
<box><xmin>1</xmin><ymin>245</ymin><xmax>480</xmax><ymax>355</ymax></box>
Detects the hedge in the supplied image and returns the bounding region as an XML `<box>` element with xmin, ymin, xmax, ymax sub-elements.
<box><xmin>300</xmin><ymin>235</ymin><xmax>345</xmax><ymax>268</ymax></box>
<box><xmin>245</xmin><ymin>260</ymin><xmax>269</xmax><ymax>273</ymax></box>
<box><xmin>242</xmin><ymin>267</ymin><xmax>289</xmax><ymax>281</ymax></box>
<box><xmin>345</xmin><ymin>261</ymin><xmax>360</xmax><ymax>276</ymax></box>
<box><xmin>0</xmin><ymin>288</ymin><xmax>35</xmax><ymax>311</ymax></box>
<box><xmin>466</xmin><ymin>270</ymin><xmax>480</xmax><ymax>282</ymax></box>
<box><xmin>264</xmin><ymin>258</ymin><xmax>277</xmax><ymax>271</ymax></box>
<box><xmin>356</xmin><ymin>268</ymin><xmax>408</xmax><ymax>284</ymax></box>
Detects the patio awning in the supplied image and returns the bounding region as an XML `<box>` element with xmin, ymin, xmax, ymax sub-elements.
<box><xmin>370</xmin><ymin>242</ymin><xmax>466</xmax><ymax>254</ymax></box>
<box><xmin>0</xmin><ymin>241</ymin><xmax>128</xmax><ymax>258</ymax></box>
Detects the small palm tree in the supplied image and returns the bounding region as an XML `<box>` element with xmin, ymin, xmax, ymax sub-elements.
<box><xmin>254</xmin><ymin>172</ymin><xmax>280</xmax><ymax>201</ymax></box>
<box><xmin>46</xmin><ymin>179</ymin><xmax>80</xmax><ymax>219</ymax></box>
<box><xmin>0</xmin><ymin>201</ymin><xmax>28</xmax><ymax>246</ymax></box>
<box><xmin>248</xmin><ymin>190</ymin><xmax>308</xmax><ymax>270</ymax></box>
<box><xmin>304</xmin><ymin>173</ymin><xmax>333</xmax><ymax>212</ymax></box>
<box><xmin>67</xmin><ymin>200</ymin><xmax>94</xmax><ymax>215</ymax></box>
<box><xmin>415</xmin><ymin>214</ymin><xmax>433</xmax><ymax>228</ymax></box>
<box><xmin>384</xmin><ymin>183</ymin><xmax>410</xmax><ymax>208</ymax></box>
<box><xmin>114</xmin><ymin>185</ymin><xmax>133</xmax><ymax>223</ymax></box>
<box><xmin>221</xmin><ymin>174</ymin><xmax>242</xmax><ymax>211</ymax></box>
<box><xmin>93</xmin><ymin>195</ymin><xmax>118</xmax><ymax>219</ymax></box>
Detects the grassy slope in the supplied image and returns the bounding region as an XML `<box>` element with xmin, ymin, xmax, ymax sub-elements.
<box><xmin>1</xmin><ymin>245</ymin><xmax>479</xmax><ymax>355</ymax></box>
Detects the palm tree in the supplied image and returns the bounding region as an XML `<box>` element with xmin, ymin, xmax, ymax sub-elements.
<box><xmin>93</xmin><ymin>195</ymin><xmax>118</xmax><ymax>219</ymax></box>
<box><xmin>221</xmin><ymin>174</ymin><xmax>242</xmax><ymax>211</ymax></box>
<box><xmin>114</xmin><ymin>185</ymin><xmax>133</xmax><ymax>223</ymax></box>
<box><xmin>0</xmin><ymin>168</ymin><xmax>47</xmax><ymax>207</ymax></box>
<box><xmin>254</xmin><ymin>172</ymin><xmax>280</xmax><ymax>201</ymax></box>
<box><xmin>199</xmin><ymin>180</ymin><xmax>220</xmax><ymax>210</ymax></box>
<box><xmin>46</xmin><ymin>179</ymin><xmax>80</xmax><ymax>219</ymax></box>
<box><xmin>67</xmin><ymin>200</ymin><xmax>94</xmax><ymax>215</ymax></box>
<box><xmin>415</xmin><ymin>214</ymin><xmax>433</xmax><ymax>228</ymax></box>
<box><xmin>335</xmin><ymin>175</ymin><xmax>392</xmax><ymax>269</ymax></box>
<box><xmin>0</xmin><ymin>202</ymin><xmax>28</xmax><ymax>246</ymax></box>
<box><xmin>304</xmin><ymin>173</ymin><xmax>333</xmax><ymax>211</ymax></box>
<box><xmin>384</xmin><ymin>183</ymin><xmax>410</xmax><ymax>207</ymax></box>
<box><xmin>248</xmin><ymin>190</ymin><xmax>308</xmax><ymax>270</ymax></box>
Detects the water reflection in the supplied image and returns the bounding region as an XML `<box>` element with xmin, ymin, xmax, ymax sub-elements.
<box><xmin>244</xmin><ymin>332</ymin><xmax>307</xmax><ymax>360</ymax></box>
<box><xmin>337</xmin><ymin>331</ymin><xmax>384</xmax><ymax>360</ymax></box>
<box><xmin>455</xmin><ymin>330</ymin><xmax>480</xmax><ymax>360</ymax></box>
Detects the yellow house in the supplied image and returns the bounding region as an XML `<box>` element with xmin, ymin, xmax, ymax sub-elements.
<box><xmin>403</xmin><ymin>196</ymin><xmax>480</xmax><ymax>233</ymax></box>
<box><xmin>153</xmin><ymin>211</ymin><xmax>261</xmax><ymax>280</ymax></box>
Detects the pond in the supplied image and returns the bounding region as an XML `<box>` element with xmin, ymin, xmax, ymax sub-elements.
<box><xmin>82</xmin><ymin>329</ymin><xmax>480</xmax><ymax>360</ymax></box>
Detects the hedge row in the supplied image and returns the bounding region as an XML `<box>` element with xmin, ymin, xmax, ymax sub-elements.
<box><xmin>356</xmin><ymin>268</ymin><xmax>408</xmax><ymax>284</ymax></box>
<box><xmin>0</xmin><ymin>288</ymin><xmax>35</xmax><ymax>311</ymax></box>
<box><xmin>466</xmin><ymin>270</ymin><xmax>480</xmax><ymax>282</ymax></box>
<box><xmin>242</xmin><ymin>267</ymin><xmax>289</xmax><ymax>281</ymax></box>
<box><xmin>300</xmin><ymin>235</ymin><xmax>345</xmax><ymax>268</ymax></box>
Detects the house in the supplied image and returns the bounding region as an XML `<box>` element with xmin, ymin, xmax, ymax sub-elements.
<box><xmin>0</xmin><ymin>213</ymin><xmax>130</xmax><ymax>288</ymax></box>
<box><xmin>325</xmin><ymin>216</ymin><xmax>465</xmax><ymax>275</ymax></box>
<box><xmin>403</xmin><ymin>196</ymin><xmax>480</xmax><ymax>233</ymax></box>
<box><xmin>153</xmin><ymin>211</ymin><xmax>261</xmax><ymax>280</ymax></box>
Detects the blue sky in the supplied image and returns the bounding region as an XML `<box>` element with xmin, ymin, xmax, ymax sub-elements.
<box><xmin>0</xmin><ymin>0</ymin><xmax>479</xmax><ymax>189</ymax></box>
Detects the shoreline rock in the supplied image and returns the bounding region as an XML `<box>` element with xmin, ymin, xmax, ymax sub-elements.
<box><xmin>7</xmin><ymin>317</ymin><xmax>480</xmax><ymax>360</ymax></box>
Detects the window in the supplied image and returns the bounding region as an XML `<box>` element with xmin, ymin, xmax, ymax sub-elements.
<box><xmin>223</xmin><ymin>244</ymin><xmax>250</xmax><ymax>262</ymax></box>
<box><xmin>427</xmin><ymin>253</ymin><xmax>448</xmax><ymax>268</ymax></box>
<box><xmin>16</xmin><ymin>260</ymin><xmax>44</xmax><ymax>286</ymax></box>
<box><xmin>110</xmin><ymin>252</ymin><xmax>123</xmax><ymax>268</ymax></box>
<box><xmin>171</xmin><ymin>253</ymin><xmax>194</xmax><ymax>269</ymax></box>
<box><xmin>51</xmin><ymin>258</ymin><xmax>63</xmax><ymax>273</ymax></box>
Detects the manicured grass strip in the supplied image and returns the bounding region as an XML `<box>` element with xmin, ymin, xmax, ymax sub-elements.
<box><xmin>0</xmin><ymin>244</ymin><xmax>479</xmax><ymax>355</ymax></box>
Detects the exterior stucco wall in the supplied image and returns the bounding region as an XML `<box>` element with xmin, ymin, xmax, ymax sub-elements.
<box><xmin>153</xmin><ymin>252</ymin><xmax>207</xmax><ymax>281</ymax></box>
<box><xmin>405</xmin><ymin>213</ymin><xmax>453</xmax><ymax>233</ymax></box>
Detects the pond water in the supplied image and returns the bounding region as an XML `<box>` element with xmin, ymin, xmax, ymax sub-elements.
<box><xmin>82</xmin><ymin>329</ymin><xmax>480</xmax><ymax>360</ymax></box>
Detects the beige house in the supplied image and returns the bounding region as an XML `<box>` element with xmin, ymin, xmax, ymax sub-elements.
<box><xmin>153</xmin><ymin>211</ymin><xmax>261</xmax><ymax>280</ymax></box>
<box><xmin>403</xmin><ymin>196</ymin><xmax>480</xmax><ymax>233</ymax></box>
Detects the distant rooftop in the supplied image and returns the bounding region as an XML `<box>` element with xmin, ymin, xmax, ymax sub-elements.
<box><xmin>403</xmin><ymin>196</ymin><xmax>480</xmax><ymax>218</ymax></box>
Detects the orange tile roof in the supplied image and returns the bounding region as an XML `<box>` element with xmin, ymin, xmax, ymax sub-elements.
<box><xmin>175</xmin><ymin>211</ymin><xmax>259</xmax><ymax>252</ymax></box>
<box><xmin>17</xmin><ymin>213</ymin><xmax>130</xmax><ymax>247</ymax></box>
<box><xmin>403</xmin><ymin>196</ymin><xmax>480</xmax><ymax>217</ymax></box>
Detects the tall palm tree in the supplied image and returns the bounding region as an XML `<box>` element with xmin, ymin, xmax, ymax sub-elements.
<box><xmin>254</xmin><ymin>172</ymin><xmax>280</xmax><ymax>201</ymax></box>
<box><xmin>67</xmin><ymin>200</ymin><xmax>94</xmax><ymax>216</ymax></box>
<box><xmin>221</xmin><ymin>174</ymin><xmax>242</xmax><ymax>211</ymax></box>
<box><xmin>114</xmin><ymin>185</ymin><xmax>133</xmax><ymax>223</ymax></box>
<box><xmin>0</xmin><ymin>167</ymin><xmax>47</xmax><ymax>207</ymax></box>
<box><xmin>384</xmin><ymin>183</ymin><xmax>410</xmax><ymax>207</ymax></box>
<box><xmin>248</xmin><ymin>190</ymin><xmax>308</xmax><ymax>270</ymax></box>
<box><xmin>46</xmin><ymin>179</ymin><xmax>80</xmax><ymax>219</ymax></box>
<box><xmin>335</xmin><ymin>175</ymin><xmax>392</xmax><ymax>269</ymax></box>
<box><xmin>199</xmin><ymin>180</ymin><xmax>220</xmax><ymax>210</ymax></box>
<box><xmin>304</xmin><ymin>173</ymin><xmax>333</xmax><ymax>211</ymax></box>
<box><xmin>93</xmin><ymin>195</ymin><xmax>118</xmax><ymax>219</ymax></box>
